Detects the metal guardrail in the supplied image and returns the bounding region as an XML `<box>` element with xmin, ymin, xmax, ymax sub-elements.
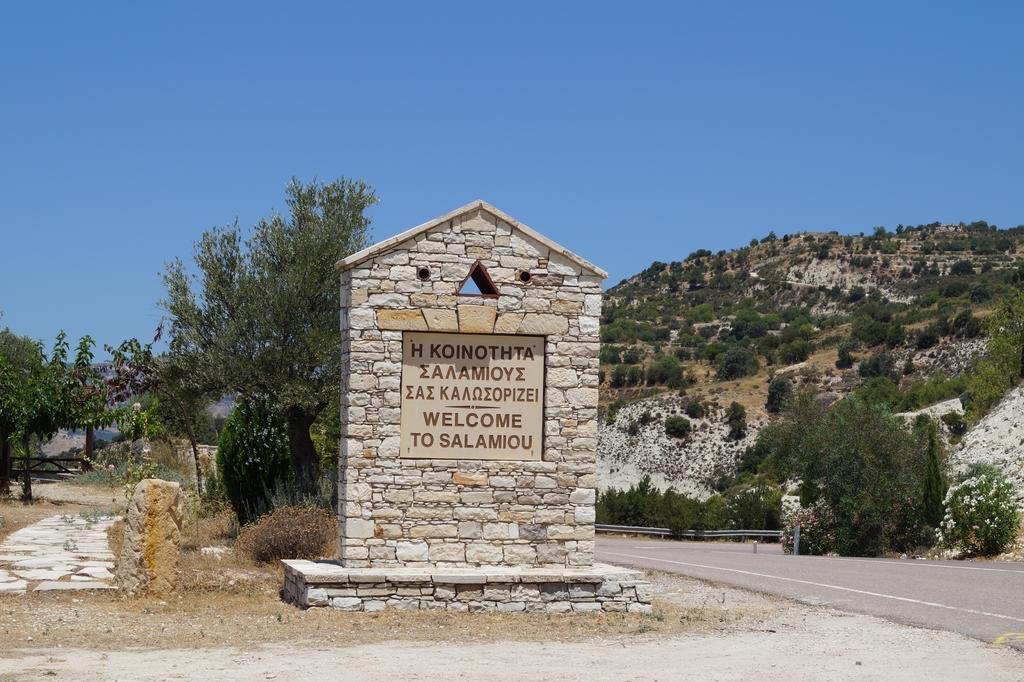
<box><xmin>596</xmin><ymin>524</ymin><xmax>781</xmax><ymax>540</ymax></box>
<box><xmin>596</xmin><ymin>524</ymin><xmax>673</xmax><ymax>537</ymax></box>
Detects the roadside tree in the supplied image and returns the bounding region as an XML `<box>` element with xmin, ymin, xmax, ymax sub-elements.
<box><xmin>161</xmin><ymin>177</ymin><xmax>377</xmax><ymax>493</ymax></box>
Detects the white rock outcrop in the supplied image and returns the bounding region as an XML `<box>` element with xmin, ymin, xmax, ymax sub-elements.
<box><xmin>597</xmin><ymin>394</ymin><xmax>761</xmax><ymax>498</ymax></box>
<box><xmin>952</xmin><ymin>386</ymin><xmax>1024</xmax><ymax>508</ymax></box>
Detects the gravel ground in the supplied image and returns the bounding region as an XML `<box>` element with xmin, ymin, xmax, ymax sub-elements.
<box><xmin>2</xmin><ymin>571</ymin><xmax>1022</xmax><ymax>680</ymax></box>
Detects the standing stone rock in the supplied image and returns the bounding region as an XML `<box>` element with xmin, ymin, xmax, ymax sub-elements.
<box><xmin>117</xmin><ymin>478</ymin><xmax>183</xmax><ymax>595</ymax></box>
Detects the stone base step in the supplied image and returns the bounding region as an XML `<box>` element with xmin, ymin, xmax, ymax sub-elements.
<box><xmin>282</xmin><ymin>561</ymin><xmax>652</xmax><ymax>614</ymax></box>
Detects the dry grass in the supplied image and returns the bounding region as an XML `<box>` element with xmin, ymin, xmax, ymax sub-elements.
<box><xmin>180</xmin><ymin>509</ymin><xmax>237</xmax><ymax>553</ymax></box>
<box><xmin>0</xmin><ymin>590</ymin><xmax>757</xmax><ymax>650</ymax></box>
<box><xmin>2</xmin><ymin>485</ymin><xmax>780</xmax><ymax>652</ymax></box>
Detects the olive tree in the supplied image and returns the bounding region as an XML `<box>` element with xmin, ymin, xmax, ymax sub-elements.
<box><xmin>162</xmin><ymin>177</ymin><xmax>377</xmax><ymax>492</ymax></box>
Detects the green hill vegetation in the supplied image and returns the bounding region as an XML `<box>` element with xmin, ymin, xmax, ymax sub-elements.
<box><xmin>600</xmin><ymin>221</ymin><xmax>1024</xmax><ymax>414</ymax></box>
<box><xmin>598</xmin><ymin>220</ymin><xmax>1024</xmax><ymax>558</ymax></box>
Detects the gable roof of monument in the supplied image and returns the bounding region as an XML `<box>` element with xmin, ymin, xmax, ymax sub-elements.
<box><xmin>335</xmin><ymin>200</ymin><xmax>608</xmax><ymax>278</ymax></box>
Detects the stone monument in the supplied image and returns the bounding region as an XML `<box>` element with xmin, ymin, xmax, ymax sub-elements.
<box><xmin>117</xmin><ymin>478</ymin><xmax>182</xmax><ymax>595</ymax></box>
<box><xmin>283</xmin><ymin>200</ymin><xmax>651</xmax><ymax>612</ymax></box>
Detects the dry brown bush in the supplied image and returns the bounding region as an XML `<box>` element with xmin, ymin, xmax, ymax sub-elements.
<box><xmin>234</xmin><ymin>506</ymin><xmax>335</xmax><ymax>564</ymax></box>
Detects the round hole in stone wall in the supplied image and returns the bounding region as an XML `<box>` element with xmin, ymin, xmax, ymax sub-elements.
<box><xmin>517</xmin><ymin>270</ymin><xmax>533</xmax><ymax>284</ymax></box>
<box><xmin>417</xmin><ymin>266</ymin><xmax>431</xmax><ymax>281</ymax></box>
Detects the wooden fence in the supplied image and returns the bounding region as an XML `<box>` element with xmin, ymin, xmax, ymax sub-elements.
<box><xmin>9</xmin><ymin>456</ymin><xmax>87</xmax><ymax>481</ymax></box>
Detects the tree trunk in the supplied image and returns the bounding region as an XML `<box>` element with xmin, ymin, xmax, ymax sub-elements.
<box><xmin>21</xmin><ymin>434</ymin><xmax>32</xmax><ymax>502</ymax></box>
<box><xmin>285</xmin><ymin>406</ymin><xmax>319</xmax><ymax>494</ymax></box>
<box><xmin>184</xmin><ymin>422</ymin><xmax>204</xmax><ymax>495</ymax></box>
<box><xmin>0</xmin><ymin>436</ymin><xmax>10</xmax><ymax>496</ymax></box>
<box><xmin>82</xmin><ymin>425</ymin><xmax>94</xmax><ymax>471</ymax></box>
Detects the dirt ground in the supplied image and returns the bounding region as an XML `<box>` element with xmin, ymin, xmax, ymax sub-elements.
<box><xmin>2</xmin><ymin>483</ymin><xmax>1023</xmax><ymax>680</ymax></box>
<box><xmin>1</xmin><ymin>574</ymin><xmax>1022</xmax><ymax>680</ymax></box>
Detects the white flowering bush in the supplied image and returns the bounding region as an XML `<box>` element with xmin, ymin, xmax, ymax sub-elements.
<box><xmin>937</xmin><ymin>468</ymin><xmax>1020</xmax><ymax>556</ymax></box>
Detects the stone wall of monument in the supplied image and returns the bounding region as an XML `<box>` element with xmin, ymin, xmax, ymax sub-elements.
<box><xmin>338</xmin><ymin>206</ymin><xmax>603</xmax><ymax>568</ymax></box>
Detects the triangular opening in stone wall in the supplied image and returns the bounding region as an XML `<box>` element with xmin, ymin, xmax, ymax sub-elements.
<box><xmin>457</xmin><ymin>260</ymin><xmax>499</xmax><ymax>297</ymax></box>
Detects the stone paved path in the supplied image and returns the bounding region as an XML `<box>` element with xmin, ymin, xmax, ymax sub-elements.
<box><xmin>0</xmin><ymin>514</ymin><xmax>117</xmax><ymax>594</ymax></box>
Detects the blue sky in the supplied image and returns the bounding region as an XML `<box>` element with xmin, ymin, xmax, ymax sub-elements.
<box><xmin>1</xmin><ymin>2</ymin><xmax>1022</xmax><ymax>353</ymax></box>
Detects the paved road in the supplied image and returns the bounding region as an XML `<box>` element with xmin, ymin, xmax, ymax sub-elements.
<box><xmin>597</xmin><ymin>536</ymin><xmax>1024</xmax><ymax>648</ymax></box>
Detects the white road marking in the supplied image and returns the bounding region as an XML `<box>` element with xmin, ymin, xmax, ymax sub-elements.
<box><xmin>622</xmin><ymin>544</ymin><xmax>1024</xmax><ymax>574</ymax></box>
<box><xmin>826</xmin><ymin>556</ymin><xmax>1024</xmax><ymax>575</ymax></box>
<box><xmin>600</xmin><ymin>550</ymin><xmax>1024</xmax><ymax>625</ymax></box>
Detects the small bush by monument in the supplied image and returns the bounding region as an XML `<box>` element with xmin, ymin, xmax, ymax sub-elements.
<box><xmin>235</xmin><ymin>505</ymin><xmax>335</xmax><ymax>563</ymax></box>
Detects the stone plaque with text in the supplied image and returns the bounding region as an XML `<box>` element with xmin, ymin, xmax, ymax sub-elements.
<box><xmin>400</xmin><ymin>331</ymin><xmax>544</xmax><ymax>460</ymax></box>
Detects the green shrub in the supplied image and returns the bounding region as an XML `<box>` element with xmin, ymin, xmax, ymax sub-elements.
<box><xmin>950</xmin><ymin>259</ymin><xmax>975</xmax><ymax>276</ymax></box>
<box><xmin>942</xmin><ymin>280</ymin><xmax>969</xmax><ymax>298</ymax></box>
<box><xmin>621</xmin><ymin>346</ymin><xmax>643</xmax><ymax>364</ymax></box>
<box><xmin>766</xmin><ymin>377</ymin><xmax>793</xmax><ymax>413</ymax></box>
<box><xmin>605</xmin><ymin>399</ymin><xmax>626</xmax><ymax>425</ymax></box>
<box><xmin>858</xmin><ymin>352</ymin><xmax>897</xmax><ymax>380</ymax></box>
<box><xmin>611</xmin><ymin>364</ymin><xmax>645</xmax><ymax>388</ymax></box>
<box><xmin>597</xmin><ymin>476</ymin><xmax>749</xmax><ymax>536</ymax></box>
<box><xmin>759</xmin><ymin>394</ymin><xmax>944</xmax><ymax>556</ymax></box>
<box><xmin>915</xmin><ymin>326</ymin><xmax>940</xmax><ymax>350</ymax></box>
<box><xmin>939</xmin><ymin>468</ymin><xmax>1020</xmax><ymax>556</ymax></box>
<box><xmin>854</xmin><ymin>376</ymin><xmax>900</xmax><ymax>409</ymax></box>
<box><xmin>851</xmin><ymin>315</ymin><xmax>903</xmax><ymax>348</ymax></box>
<box><xmin>217</xmin><ymin>400</ymin><xmax>292</xmax><ymax>525</ymax></box>
<box><xmin>646</xmin><ymin>354</ymin><xmax>684</xmax><ymax>386</ymax></box>
<box><xmin>599</xmin><ymin>345</ymin><xmax>622</xmax><ymax>364</ymax></box>
<box><xmin>715</xmin><ymin>347</ymin><xmax>759</xmax><ymax>380</ymax></box>
<box><xmin>664</xmin><ymin>416</ymin><xmax>692</xmax><ymax>439</ymax></box>
<box><xmin>940</xmin><ymin>411</ymin><xmax>967</xmax><ymax>436</ymax></box>
<box><xmin>921</xmin><ymin>422</ymin><xmax>946</xmax><ymax>528</ymax></box>
<box><xmin>72</xmin><ymin>457</ymin><xmax>190</xmax><ymax>490</ymax></box>
<box><xmin>724</xmin><ymin>484</ymin><xmax>782</xmax><ymax>530</ymax></box>
<box><xmin>725</xmin><ymin>401</ymin><xmax>747</xmax><ymax>440</ymax></box>
<box><xmin>778</xmin><ymin>340</ymin><xmax>812</xmax><ymax>364</ymax></box>
<box><xmin>235</xmin><ymin>505</ymin><xmax>335</xmax><ymax>563</ymax></box>
<box><xmin>835</xmin><ymin>340</ymin><xmax>856</xmax><ymax>369</ymax></box>
<box><xmin>897</xmin><ymin>373</ymin><xmax>967</xmax><ymax>412</ymax></box>
<box><xmin>684</xmin><ymin>401</ymin><xmax>705</xmax><ymax>419</ymax></box>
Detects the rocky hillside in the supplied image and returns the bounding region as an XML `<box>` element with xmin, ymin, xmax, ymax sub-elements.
<box><xmin>598</xmin><ymin>394</ymin><xmax>764</xmax><ymax>500</ymax></box>
<box><xmin>597</xmin><ymin>220</ymin><xmax>1024</xmax><ymax>494</ymax></box>
<box><xmin>952</xmin><ymin>386</ymin><xmax>1024</xmax><ymax>507</ymax></box>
